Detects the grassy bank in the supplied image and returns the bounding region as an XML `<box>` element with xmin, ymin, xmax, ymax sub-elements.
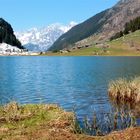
<box><xmin>0</xmin><ymin>102</ymin><xmax>75</xmax><ymax>140</ymax></box>
<box><xmin>0</xmin><ymin>102</ymin><xmax>139</xmax><ymax>139</ymax></box>
<box><xmin>45</xmin><ymin>46</ymin><xmax>140</xmax><ymax>56</ymax></box>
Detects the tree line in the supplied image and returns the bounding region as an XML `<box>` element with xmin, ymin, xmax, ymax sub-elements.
<box><xmin>110</xmin><ymin>16</ymin><xmax>140</xmax><ymax>40</ymax></box>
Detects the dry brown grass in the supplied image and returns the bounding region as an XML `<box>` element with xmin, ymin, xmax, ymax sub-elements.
<box><xmin>108</xmin><ymin>77</ymin><xmax>140</xmax><ymax>104</ymax></box>
<box><xmin>0</xmin><ymin>102</ymin><xmax>74</xmax><ymax>140</ymax></box>
<box><xmin>0</xmin><ymin>102</ymin><xmax>139</xmax><ymax>140</ymax></box>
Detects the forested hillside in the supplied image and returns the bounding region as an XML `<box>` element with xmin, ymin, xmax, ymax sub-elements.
<box><xmin>0</xmin><ymin>18</ymin><xmax>23</xmax><ymax>49</ymax></box>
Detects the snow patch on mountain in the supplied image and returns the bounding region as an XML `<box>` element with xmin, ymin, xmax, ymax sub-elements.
<box><xmin>0</xmin><ymin>43</ymin><xmax>21</xmax><ymax>52</ymax></box>
<box><xmin>16</xmin><ymin>22</ymin><xmax>77</xmax><ymax>52</ymax></box>
<box><xmin>0</xmin><ymin>43</ymin><xmax>25</xmax><ymax>55</ymax></box>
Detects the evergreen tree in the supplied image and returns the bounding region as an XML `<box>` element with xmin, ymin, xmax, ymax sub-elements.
<box><xmin>110</xmin><ymin>16</ymin><xmax>140</xmax><ymax>40</ymax></box>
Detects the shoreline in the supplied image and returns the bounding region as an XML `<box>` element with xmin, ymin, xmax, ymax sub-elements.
<box><xmin>0</xmin><ymin>54</ymin><xmax>140</xmax><ymax>57</ymax></box>
<box><xmin>0</xmin><ymin>102</ymin><xmax>139</xmax><ymax>140</ymax></box>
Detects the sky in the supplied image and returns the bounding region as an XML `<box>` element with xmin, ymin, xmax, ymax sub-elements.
<box><xmin>0</xmin><ymin>0</ymin><xmax>119</xmax><ymax>31</ymax></box>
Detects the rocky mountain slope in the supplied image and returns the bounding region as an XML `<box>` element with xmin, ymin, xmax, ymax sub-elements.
<box><xmin>49</xmin><ymin>0</ymin><xmax>140</xmax><ymax>51</ymax></box>
<box><xmin>16</xmin><ymin>22</ymin><xmax>77</xmax><ymax>52</ymax></box>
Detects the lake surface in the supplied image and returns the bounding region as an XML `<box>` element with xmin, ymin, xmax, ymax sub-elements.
<box><xmin>0</xmin><ymin>56</ymin><xmax>140</xmax><ymax>119</ymax></box>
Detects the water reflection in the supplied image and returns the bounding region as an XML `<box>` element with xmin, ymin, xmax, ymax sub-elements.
<box><xmin>0</xmin><ymin>56</ymin><xmax>140</xmax><ymax>119</ymax></box>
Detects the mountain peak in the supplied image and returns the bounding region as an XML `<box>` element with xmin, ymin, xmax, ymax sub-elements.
<box><xmin>16</xmin><ymin>22</ymin><xmax>77</xmax><ymax>52</ymax></box>
<box><xmin>49</xmin><ymin>0</ymin><xmax>140</xmax><ymax>51</ymax></box>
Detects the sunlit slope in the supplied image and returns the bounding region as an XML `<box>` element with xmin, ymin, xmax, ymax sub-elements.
<box><xmin>46</xmin><ymin>30</ymin><xmax>140</xmax><ymax>56</ymax></box>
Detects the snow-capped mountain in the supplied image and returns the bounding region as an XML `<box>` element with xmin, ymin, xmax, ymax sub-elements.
<box><xmin>16</xmin><ymin>22</ymin><xmax>77</xmax><ymax>52</ymax></box>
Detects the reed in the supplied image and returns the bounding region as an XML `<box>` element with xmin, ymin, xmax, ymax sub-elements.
<box><xmin>108</xmin><ymin>77</ymin><xmax>140</xmax><ymax>104</ymax></box>
<box><xmin>73</xmin><ymin>108</ymin><xmax>136</xmax><ymax>136</ymax></box>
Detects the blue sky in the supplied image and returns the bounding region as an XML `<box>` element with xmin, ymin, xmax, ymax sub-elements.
<box><xmin>0</xmin><ymin>0</ymin><xmax>119</xmax><ymax>31</ymax></box>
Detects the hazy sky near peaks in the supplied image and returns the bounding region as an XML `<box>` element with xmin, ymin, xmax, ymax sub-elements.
<box><xmin>0</xmin><ymin>0</ymin><xmax>119</xmax><ymax>31</ymax></box>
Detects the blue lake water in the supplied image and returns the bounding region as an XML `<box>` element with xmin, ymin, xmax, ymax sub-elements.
<box><xmin>0</xmin><ymin>56</ymin><xmax>140</xmax><ymax>119</ymax></box>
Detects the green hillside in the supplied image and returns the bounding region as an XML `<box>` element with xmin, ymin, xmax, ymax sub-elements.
<box><xmin>46</xmin><ymin>30</ymin><xmax>140</xmax><ymax>56</ymax></box>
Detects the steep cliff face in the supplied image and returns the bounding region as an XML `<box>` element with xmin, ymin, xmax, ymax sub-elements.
<box><xmin>49</xmin><ymin>0</ymin><xmax>140</xmax><ymax>51</ymax></box>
